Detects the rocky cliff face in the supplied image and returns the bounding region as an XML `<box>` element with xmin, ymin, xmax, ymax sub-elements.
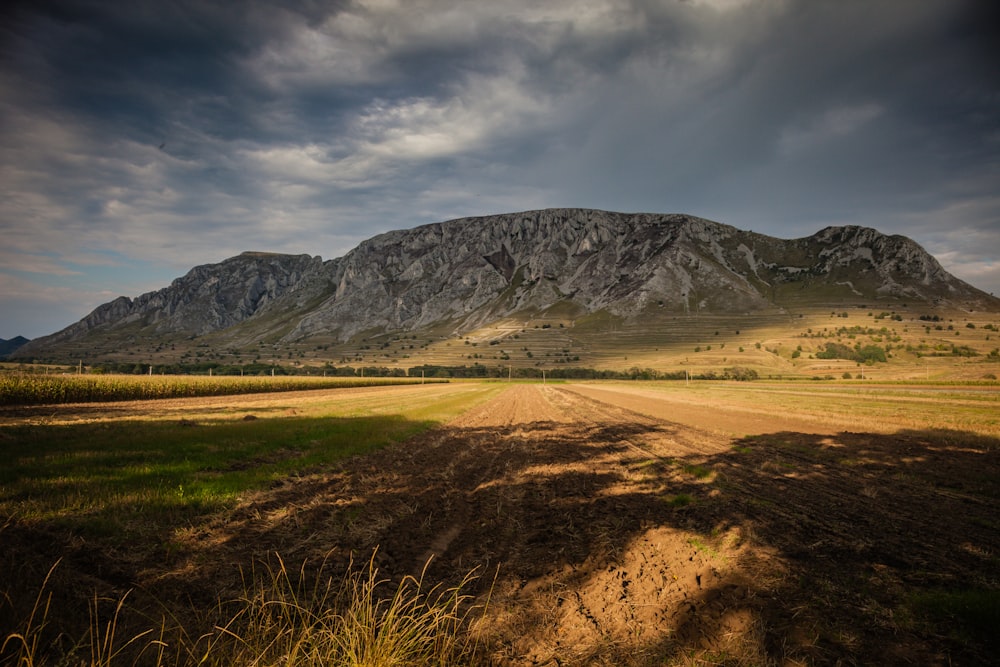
<box><xmin>285</xmin><ymin>210</ymin><xmax>992</xmax><ymax>342</ymax></box>
<box><xmin>29</xmin><ymin>252</ymin><xmax>325</xmax><ymax>347</ymax></box>
<box><xmin>16</xmin><ymin>209</ymin><xmax>998</xmax><ymax>357</ymax></box>
<box><xmin>289</xmin><ymin>211</ymin><xmax>772</xmax><ymax>342</ymax></box>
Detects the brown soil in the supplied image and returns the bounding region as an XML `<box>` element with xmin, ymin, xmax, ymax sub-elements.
<box><xmin>0</xmin><ymin>383</ymin><xmax>465</xmax><ymax>425</ymax></box>
<box><xmin>5</xmin><ymin>384</ymin><xmax>999</xmax><ymax>665</ymax></box>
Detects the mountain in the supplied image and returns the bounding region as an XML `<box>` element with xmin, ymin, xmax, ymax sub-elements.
<box><xmin>0</xmin><ymin>336</ymin><xmax>30</xmax><ymax>359</ymax></box>
<box><xmin>12</xmin><ymin>209</ymin><xmax>999</xmax><ymax>365</ymax></box>
<box><xmin>45</xmin><ymin>252</ymin><xmax>325</xmax><ymax>340</ymax></box>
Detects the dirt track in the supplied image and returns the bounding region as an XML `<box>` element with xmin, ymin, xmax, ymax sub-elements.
<box><xmin>148</xmin><ymin>383</ymin><xmax>999</xmax><ymax>665</ymax></box>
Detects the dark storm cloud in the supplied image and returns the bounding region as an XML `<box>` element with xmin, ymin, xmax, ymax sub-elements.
<box><xmin>1</xmin><ymin>0</ymin><xmax>998</xmax><ymax>338</ymax></box>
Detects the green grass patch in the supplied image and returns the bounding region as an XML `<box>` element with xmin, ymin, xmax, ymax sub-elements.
<box><xmin>681</xmin><ymin>464</ymin><xmax>713</xmax><ymax>479</ymax></box>
<box><xmin>663</xmin><ymin>493</ymin><xmax>694</xmax><ymax>508</ymax></box>
<box><xmin>0</xmin><ymin>384</ymin><xmax>506</xmax><ymax>550</ymax></box>
<box><xmin>1</xmin><ymin>414</ymin><xmax>434</xmax><ymax>546</ymax></box>
<box><xmin>687</xmin><ymin>537</ymin><xmax>722</xmax><ymax>560</ymax></box>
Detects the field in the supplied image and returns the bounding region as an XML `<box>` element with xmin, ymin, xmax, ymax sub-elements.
<box><xmin>21</xmin><ymin>305</ymin><xmax>1000</xmax><ymax>383</ymax></box>
<box><xmin>0</xmin><ymin>373</ymin><xmax>439</xmax><ymax>406</ymax></box>
<box><xmin>1</xmin><ymin>380</ymin><xmax>998</xmax><ymax>665</ymax></box>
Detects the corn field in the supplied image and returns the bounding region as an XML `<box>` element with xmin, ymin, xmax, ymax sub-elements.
<box><xmin>0</xmin><ymin>373</ymin><xmax>436</xmax><ymax>406</ymax></box>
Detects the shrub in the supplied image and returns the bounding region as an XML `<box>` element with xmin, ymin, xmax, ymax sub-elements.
<box><xmin>723</xmin><ymin>366</ymin><xmax>759</xmax><ymax>381</ymax></box>
<box><xmin>857</xmin><ymin>345</ymin><xmax>887</xmax><ymax>364</ymax></box>
<box><xmin>815</xmin><ymin>342</ymin><xmax>856</xmax><ymax>361</ymax></box>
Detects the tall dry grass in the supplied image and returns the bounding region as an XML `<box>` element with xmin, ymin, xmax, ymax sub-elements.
<box><xmin>1</xmin><ymin>553</ymin><xmax>489</xmax><ymax>667</ymax></box>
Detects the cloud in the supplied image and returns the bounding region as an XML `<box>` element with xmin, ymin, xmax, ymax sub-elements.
<box><xmin>0</xmin><ymin>272</ymin><xmax>82</xmax><ymax>303</ymax></box>
<box><xmin>777</xmin><ymin>104</ymin><xmax>884</xmax><ymax>157</ymax></box>
<box><xmin>935</xmin><ymin>255</ymin><xmax>1000</xmax><ymax>298</ymax></box>
<box><xmin>0</xmin><ymin>272</ymin><xmax>107</xmax><ymax>339</ymax></box>
<box><xmin>0</xmin><ymin>0</ymin><xmax>998</xmax><ymax>336</ymax></box>
<box><xmin>0</xmin><ymin>254</ymin><xmax>82</xmax><ymax>277</ymax></box>
<box><xmin>888</xmin><ymin>194</ymin><xmax>1000</xmax><ymax>295</ymax></box>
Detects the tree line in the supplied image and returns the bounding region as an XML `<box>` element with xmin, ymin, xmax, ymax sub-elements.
<box><xmin>89</xmin><ymin>361</ymin><xmax>760</xmax><ymax>381</ymax></box>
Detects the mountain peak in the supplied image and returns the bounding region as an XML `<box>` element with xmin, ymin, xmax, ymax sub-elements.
<box><xmin>13</xmin><ymin>209</ymin><xmax>999</xmax><ymax>362</ymax></box>
<box><xmin>0</xmin><ymin>336</ymin><xmax>31</xmax><ymax>359</ymax></box>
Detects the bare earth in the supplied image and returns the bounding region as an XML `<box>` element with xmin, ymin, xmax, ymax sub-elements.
<box><xmin>5</xmin><ymin>383</ymin><xmax>998</xmax><ymax>665</ymax></box>
<box><xmin>145</xmin><ymin>384</ymin><xmax>997</xmax><ymax>665</ymax></box>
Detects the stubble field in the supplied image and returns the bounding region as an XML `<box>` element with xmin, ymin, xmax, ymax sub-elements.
<box><xmin>2</xmin><ymin>380</ymin><xmax>998</xmax><ymax>665</ymax></box>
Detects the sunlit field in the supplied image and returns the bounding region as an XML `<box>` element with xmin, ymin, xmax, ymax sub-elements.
<box><xmin>0</xmin><ymin>373</ymin><xmax>441</xmax><ymax>406</ymax></box>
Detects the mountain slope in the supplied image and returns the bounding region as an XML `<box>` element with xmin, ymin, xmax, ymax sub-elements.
<box><xmin>13</xmin><ymin>209</ymin><xmax>999</xmax><ymax>363</ymax></box>
<box><xmin>0</xmin><ymin>336</ymin><xmax>30</xmax><ymax>359</ymax></box>
<box><xmin>285</xmin><ymin>210</ymin><xmax>994</xmax><ymax>342</ymax></box>
<box><xmin>28</xmin><ymin>252</ymin><xmax>326</xmax><ymax>345</ymax></box>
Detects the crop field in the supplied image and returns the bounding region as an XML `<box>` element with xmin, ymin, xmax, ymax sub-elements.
<box><xmin>1</xmin><ymin>379</ymin><xmax>998</xmax><ymax>665</ymax></box>
<box><xmin>0</xmin><ymin>373</ymin><xmax>439</xmax><ymax>406</ymax></box>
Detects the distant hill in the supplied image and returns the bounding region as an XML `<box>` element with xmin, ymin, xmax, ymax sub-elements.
<box><xmin>13</xmin><ymin>209</ymin><xmax>1000</xmax><ymax>372</ymax></box>
<box><xmin>0</xmin><ymin>336</ymin><xmax>30</xmax><ymax>359</ymax></box>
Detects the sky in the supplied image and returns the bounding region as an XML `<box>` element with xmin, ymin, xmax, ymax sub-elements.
<box><xmin>1</xmin><ymin>0</ymin><xmax>999</xmax><ymax>339</ymax></box>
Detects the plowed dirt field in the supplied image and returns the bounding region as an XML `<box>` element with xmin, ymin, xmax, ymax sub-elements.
<box><xmin>4</xmin><ymin>383</ymin><xmax>999</xmax><ymax>665</ymax></box>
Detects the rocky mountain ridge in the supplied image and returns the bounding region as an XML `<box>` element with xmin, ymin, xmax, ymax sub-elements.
<box><xmin>30</xmin><ymin>252</ymin><xmax>325</xmax><ymax>346</ymax></box>
<box><xmin>14</xmin><ymin>209</ymin><xmax>998</xmax><ymax>361</ymax></box>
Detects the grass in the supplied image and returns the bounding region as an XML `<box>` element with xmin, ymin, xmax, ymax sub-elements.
<box><xmin>664</xmin><ymin>493</ymin><xmax>694</xmax><ymax>508</ymax></box>
<box><xmin>1</xmin><ymin>383</ymin><xmax>506</xmax><ymax>666</ymax></box>
<box><xmin>0</xmin><ymin>384</ymin><xmax>505</xmax><ymax>549</ymax></box>
<box><xmin>687</xmin><ymin>537</ymin><xmax>722</xmax><ymax>561</ymax></box>
<box><xmin>2</xmin><ymin>553</ymin><xmax>488</xmax><ymax>666</ymax></box>
<box><xmin>212</xmin><ymin>552</ymin><xmax>486</xmax><ymax>666</ymax></box>
<box><xmin>681</xmin><ymin>464</ymin><xmax>713</xmax><ymax>479</ymax></box>
<box><xmin>2</xmin><ymin>414</ymin><xmax>430</xmax><ymax>544</ymax></box>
